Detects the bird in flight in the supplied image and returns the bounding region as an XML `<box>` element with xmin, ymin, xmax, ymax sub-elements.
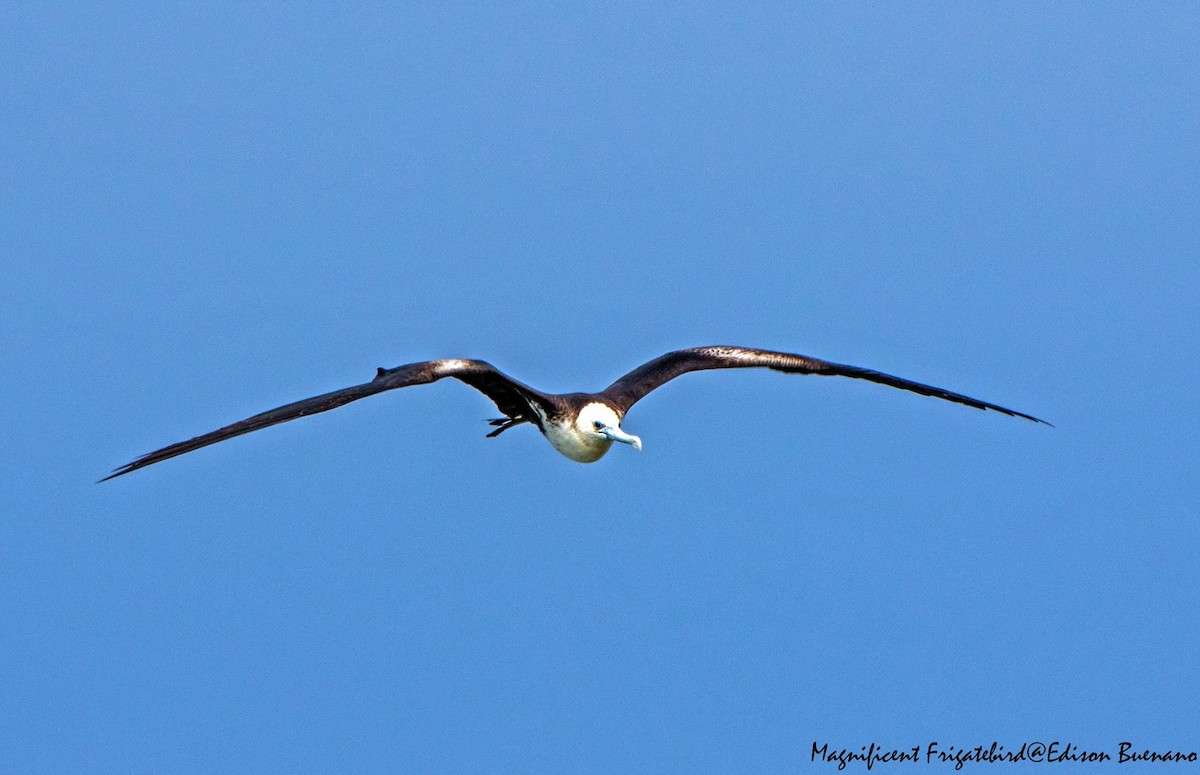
<box><xmin>101</xmin><ymin>346</ymin><xmax>1048</xmax><ymax>480</ymax></box>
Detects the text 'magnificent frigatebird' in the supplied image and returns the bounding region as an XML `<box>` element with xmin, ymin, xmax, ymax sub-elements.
<box><xmin>102</xmin><ymin>346</ymin><xmax>1049</xmax><ymax>480</ymax></box>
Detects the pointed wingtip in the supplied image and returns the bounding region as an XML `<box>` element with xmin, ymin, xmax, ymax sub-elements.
<box><xmin>97</xmin><ymin>466</ymin><xmax>131</xmax><ymax>483</ymax></box>
<box><xmin>98</xmin><ymin>457</ymin><xmax>146</xmax><ymax>483</ymax></box>
<box><xmin>1012</xmin><ymin>409</ymin><xmax>1054</xmax><ymax>427</ymax></box>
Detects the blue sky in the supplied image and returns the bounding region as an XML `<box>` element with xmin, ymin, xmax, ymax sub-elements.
<box><xmin>3</xmin><ymin>4</ymin><xmax>1198</xmax><ymax>772</ymax></box>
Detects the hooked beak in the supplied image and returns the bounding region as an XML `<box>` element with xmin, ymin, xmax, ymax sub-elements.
<box><xmin>601</xmin><ymin>426</ymin><xmax>643</xmax><ymax>452</ymax></box>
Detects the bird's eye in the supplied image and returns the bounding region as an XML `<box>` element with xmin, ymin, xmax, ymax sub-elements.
<box><xmin>593</xmin><ymin>420</ymin><xmax>604</xmax><ymax>430</ymax></box>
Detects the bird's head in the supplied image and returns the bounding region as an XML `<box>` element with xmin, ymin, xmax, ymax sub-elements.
<box><xmin>577</xmin><ymin>402</ymin><xmax>642</xmax><ymax>453</ymax></box>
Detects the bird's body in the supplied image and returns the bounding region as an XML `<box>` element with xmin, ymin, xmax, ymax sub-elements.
<box><xmin>102</xmin><ymin>346</ymin><xmax>1048</xmax><ymax>480</ymax></box>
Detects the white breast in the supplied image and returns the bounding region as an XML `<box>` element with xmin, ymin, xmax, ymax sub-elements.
<box><xmin>543</xmin><ymin>420</ymin><xmax>612</xmax><ymax>463</ymax></box>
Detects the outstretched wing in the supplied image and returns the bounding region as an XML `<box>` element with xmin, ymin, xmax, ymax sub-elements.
<box><xmin>101</xmin><ymin>359</ymin><xmax>554</xmax><ymax>481</ymax></box>
<box><xmin>600</xmin><ymin>346</ymin><xmax>1049</xmax><ymax>424</ymax></box>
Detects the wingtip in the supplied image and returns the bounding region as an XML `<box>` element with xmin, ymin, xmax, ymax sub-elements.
<box><xmin>97</xmin><ymin>460</ymin><xmax>141</xmax><ymax>483</ymax></box>
<box><xmin>1010</xmin><ymin>409</ymin><xmax>1053</xmax><ymax>427</ymax></box>
<box><xmin>97</xmin><ymin>466</ymin><xmax>132</xmax><ymax>483</ymax></box>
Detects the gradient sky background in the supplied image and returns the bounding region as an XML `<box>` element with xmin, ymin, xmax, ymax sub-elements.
<box><xmin>4</xmin><ymin>4</ymin><xmax>1198</xmax><ymax>773</ymax></box>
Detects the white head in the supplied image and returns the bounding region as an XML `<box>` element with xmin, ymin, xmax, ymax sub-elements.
<box><xmin>543</xmin><ymin>401</ymin><xmax>643</xmax><ymax>463</ymax></box>
<box><xmin>577</xmin><ymin>402</ymin><xmax>642</xmax><ymax>452</ymax></box>
<box><xmin>538</xmin><ymin>401</ymin><xmax>636</xmax><ymax>462</ymax></box>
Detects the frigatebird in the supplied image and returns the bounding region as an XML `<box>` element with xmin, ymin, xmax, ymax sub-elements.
<box><xmin>102</xmin><ymin>346</ymin><xmax>1048</xmax><ymax>480</ymax></box>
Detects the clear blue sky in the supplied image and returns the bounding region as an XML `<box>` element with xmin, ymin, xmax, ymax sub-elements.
<box><xmin>3</xmin><ymin>4</ymin><xmax>1197</xmax><ymax>772</ymax></box>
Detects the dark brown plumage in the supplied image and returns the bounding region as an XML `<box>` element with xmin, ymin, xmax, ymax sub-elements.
<box><xmin>101</xmin><ymin>346</ymin><xmax>1048</xmax><ymax>480</ymax></box>
<box><xmin>601</xmin><ymin>346</ymin><xmax>1048</xmax><ymax>421</ymax></box>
